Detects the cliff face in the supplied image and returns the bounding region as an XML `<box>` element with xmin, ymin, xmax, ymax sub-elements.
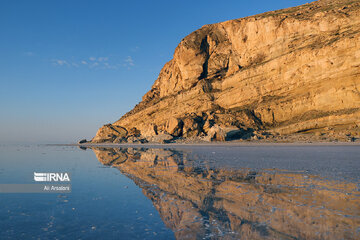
<box><xmin>92</xmin><ymin>0</ymin><xmax>360</xmax><ymax>143</ymax></box>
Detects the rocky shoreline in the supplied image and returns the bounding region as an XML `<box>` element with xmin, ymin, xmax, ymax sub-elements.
<box><xmin>81</xmin><ymin>119</ymin><xmax>360</xmax><ymax>145</ymax></box>
<box><xmin>77</xmin><ymin>133</ymin><xmax>360</xmax><ymax>147</ymax></box>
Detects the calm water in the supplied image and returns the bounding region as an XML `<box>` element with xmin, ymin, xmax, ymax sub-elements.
<box><xmin>0</xmin><ymin>144</ymin><xmax>359</xmax><ymax>239</ymax></box>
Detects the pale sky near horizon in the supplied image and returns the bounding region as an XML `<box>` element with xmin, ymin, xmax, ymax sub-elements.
<box><xmin>0</xmin><ymin>0</ymin><xmax>310</xmax><ymax>144</ymax></box>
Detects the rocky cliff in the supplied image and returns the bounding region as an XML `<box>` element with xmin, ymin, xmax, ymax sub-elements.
<box><xmin>91</xmin><ymin>0</ymin><xmax>360</xmax><ymax>143</ymax></box>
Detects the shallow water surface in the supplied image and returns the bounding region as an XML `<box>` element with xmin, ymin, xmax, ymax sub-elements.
<box><xmin>0</xmin><ymin>144</ymin><xmax>359</xmax><ymax>239</ymax></box>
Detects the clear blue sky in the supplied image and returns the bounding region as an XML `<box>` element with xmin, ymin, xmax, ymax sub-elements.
<box><xmin>0</xmin><ymin>0</ymin><xmax>310</xmax><ymax>144</ymax></box>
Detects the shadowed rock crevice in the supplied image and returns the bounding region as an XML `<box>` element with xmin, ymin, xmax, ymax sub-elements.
<box><xmin>199</xmin><ymin>36</ymin><xmax>210</xmax><ymax>80</ymax></box>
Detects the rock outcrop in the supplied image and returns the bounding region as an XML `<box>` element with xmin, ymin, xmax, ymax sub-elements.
<box><xmin>92</xmin><ymin>0</ymin><xmax>360</xmax><ymax>143</ymax></box>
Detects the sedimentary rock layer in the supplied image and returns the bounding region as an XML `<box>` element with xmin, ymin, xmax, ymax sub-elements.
<box><xmin>92</xmin><ymin>0</ymin><xmax>360</xmax><ymax>142</ymax></box>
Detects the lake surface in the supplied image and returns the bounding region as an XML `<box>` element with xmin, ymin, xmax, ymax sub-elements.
<box><xmin>0</xmin><ymin>144</ymin><xmax>359</xmax><ymax>239</ymax></box>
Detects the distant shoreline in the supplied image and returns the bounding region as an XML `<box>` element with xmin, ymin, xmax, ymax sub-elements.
<box><xmin>51</xmin><ymin>141</ymin><xmax>360</xmax><ymax>149</ymax></box>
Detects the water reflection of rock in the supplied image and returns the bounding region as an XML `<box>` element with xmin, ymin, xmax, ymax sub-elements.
<box><xmin>92</xmin><ymin>147</ymin><xmax>360</xmax><ymax>240</ymax></box>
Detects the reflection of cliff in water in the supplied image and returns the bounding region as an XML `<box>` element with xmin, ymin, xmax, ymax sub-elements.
<box><xmin>91</xmin><ymin>147</ymin><xmax>360</xmax><ymax>240</ymax></box>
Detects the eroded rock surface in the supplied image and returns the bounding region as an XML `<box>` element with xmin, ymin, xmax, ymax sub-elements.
<box><xmin>91</xmin><ymin>0</ymin><xmax>360</xmax><ymax>143</ymax></box>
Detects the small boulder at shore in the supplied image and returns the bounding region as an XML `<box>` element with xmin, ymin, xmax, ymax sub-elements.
<box><xmin>78</xmin><ymin>139</ymin><xmax>87</xmax><ymax>144</ymax></box>
<box><xmin>182</xmin><ymin>115</ymin><xmax>203</xmax><ymax>138</ymax></box>
<box><xmin>166</xmin><ymin>117</ymin><xmax>183</xmax><ymax>137</ymax></box>
<box><xmin>206</xmin><ymin>125</ymin><xmax>226</xmax><ymax>141</ymax></box>
<box><xmin>127</xmin><ymin>136</ymin><xmax>148</xmax><ymax>144</ymax></box>
<box><xmin>148</xmin><ymin>133</ymin><xmax>174</xmax><ymax>143</ymax></box>
<box><xmin>141</xmin><ymin>124</ymin><xmax>158</xmax><ymax>138</ymax></box>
